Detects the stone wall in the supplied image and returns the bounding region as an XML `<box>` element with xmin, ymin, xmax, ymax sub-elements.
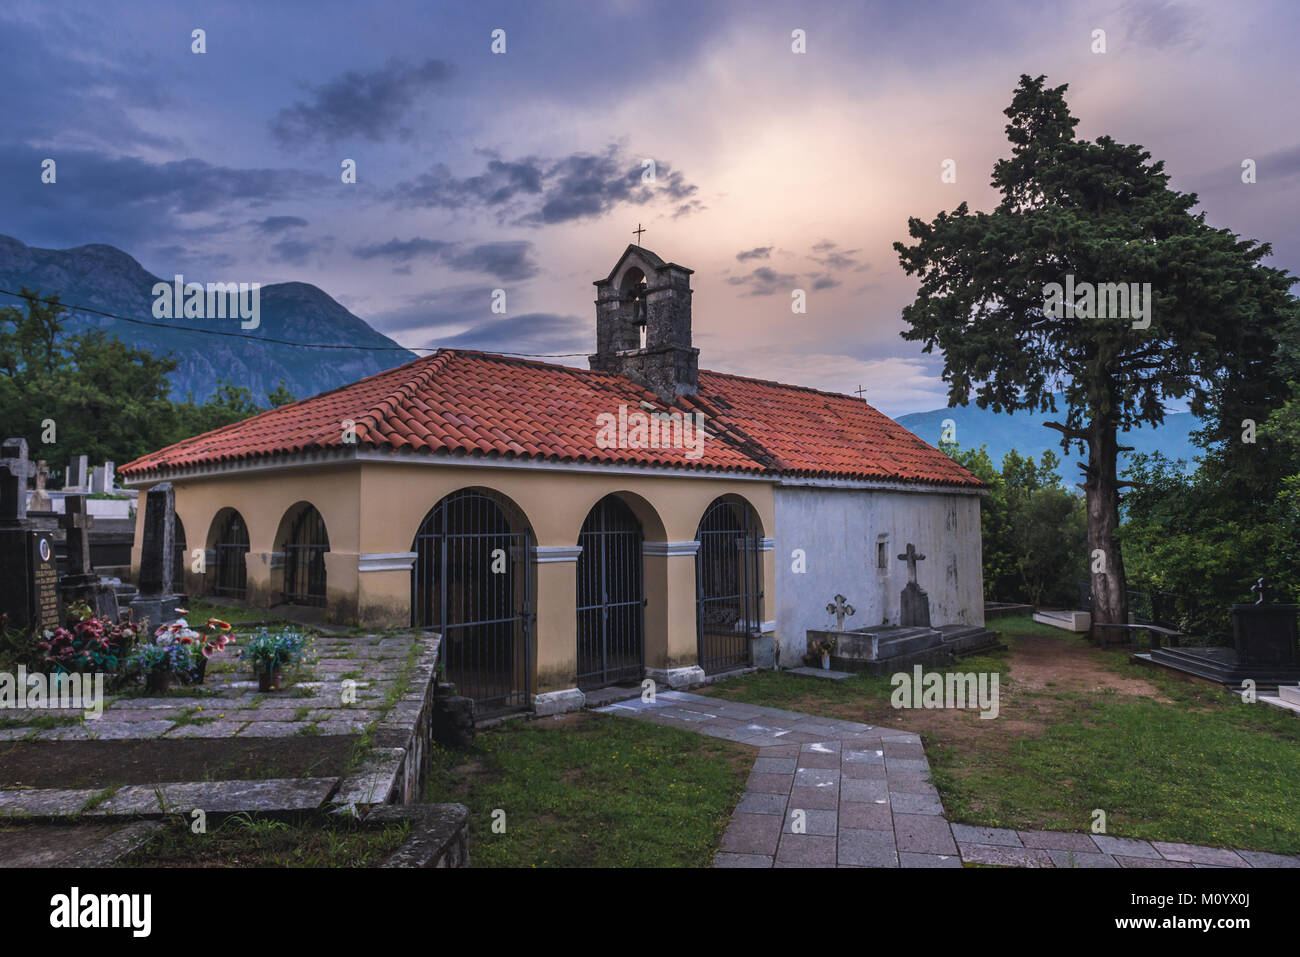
<box><xmin>773</xmin><ymin>483</ymin><xmax>985</xmax><ymax>664</ymax></box>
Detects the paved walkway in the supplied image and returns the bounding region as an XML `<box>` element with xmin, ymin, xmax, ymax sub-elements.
<box><xmin>597</xmin><ymin>690</ymin><xmax>1300</xmax><ymax>869</ymax></box>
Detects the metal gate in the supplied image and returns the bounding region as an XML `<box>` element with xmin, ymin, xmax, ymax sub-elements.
<box><xmin>696</xmin><ymin>498</ymin><xmax>762</xmax><ymax>674</ymax></box>
<box><xmin>576</xmin><ymin>495</ymin><xmax>645</xmax><ymax>689</ymax></box>
<box><xmin>282</xmin><ymin>505</ymin><xmax>329</xmax><ymax>606</ymax></box>
<box><xmin>213</xmin><ymin>510</ymin><xmax>249</xmax><ymax>599</ymax></box>
<box><xmin>412</xmin><ymin>490</ymin><xmax>532</xmax><ymax>716</ymax></box>
<box><xmin>174</xmin><ymin>516</ymin><xmax>187</xmax><ymax>589</ymax></box>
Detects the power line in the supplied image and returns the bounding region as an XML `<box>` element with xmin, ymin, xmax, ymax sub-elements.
<box><xmin>0</xmin><ymin>287</ymin><xmax>590</xmax><ymax>359</ymax></box>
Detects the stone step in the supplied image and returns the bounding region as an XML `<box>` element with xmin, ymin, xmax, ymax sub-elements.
<box><xmin>1279</xmin><ymin>684</ymin><xmax>1300</xmax><ymax>706</ymax></box>
<box><xmin>1033</xmin><ymin>610</ymin><xmax>1091</xmax><ymax>633</ymax></box>
<box><xmin>1261</xmin><ymin>694</ymin><xmax>1300</xmax><ymax>716</ymax></box>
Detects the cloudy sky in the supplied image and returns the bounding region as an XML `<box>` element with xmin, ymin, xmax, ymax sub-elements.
<box><xmin>3</xmin><ymin>0</ymin><xmax>1297</xmax><ymax>417</ymax></box>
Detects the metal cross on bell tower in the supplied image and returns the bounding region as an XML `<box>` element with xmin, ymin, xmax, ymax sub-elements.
<box><xmin>633</xmin><ymin>223</ymin><xmax>646</xmax><ymax>244</ymax></box>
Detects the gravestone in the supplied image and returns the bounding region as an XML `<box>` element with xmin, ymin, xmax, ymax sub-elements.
<box><xmin>126</xmin><ymin>482</ymin><xmax>183</xmax><ymax>629</ymax></box>
<box><xmin>64</xmin><ymin>455</ymin><xmax>88</xmax><ymax>491</ymax></box>
<box><xmin>90</xmin><ymin>461</ymin><xmax>115</xmax><ymax>494</ymax></box>
<box><xmin>0</xmin><ymin>438</ymin><xmax>62</xmax><ymax>632</ymax></box>
<box><xmin>58</xmin><ymin>494</ymin><xmax>120</xmax><ymax>620</ymax></box>
<box><xmin>825</xmin><ymin>593</ymin><xmax>856</xmax><ymax>631</ymax></box>
<box><xmin>28</xmin><ymin>461</ymin><xmax>52</xmax><ymax>512</ymax></box>
<box><xmin>1232</xmin><ymin>578</ymin><xmax>1298</xmax><ymax>668</ymax></box>
<box><xmin>897</xmin><ymin>543</ymin><xmax>931</xmax><ymax>627</ymax></box>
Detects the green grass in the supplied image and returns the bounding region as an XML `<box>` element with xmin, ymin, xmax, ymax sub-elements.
<box><xmin>0</xmin><ymin>713</ymin><xmax>83</xmax><ymax>731</ymax></box>
<box><xmin>119</xmin><ymin>813</ymin><xmax>409</xmax><ymax>867</ymax></box>
<box><xmin>424</xmin><ymin>712</ymin><xmax>751</xmax><ymax>867</ymax></box>
<box><xmin>184</xmin><ymin>598</ymin><xmax>290</xmax><ymax>627</ymax></box>
<box><xmin>701</xmin><ymin>613</ymin><xmax>1300</xmax><ymax>854</ymax></box>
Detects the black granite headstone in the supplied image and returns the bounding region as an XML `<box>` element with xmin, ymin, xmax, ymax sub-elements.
<box><xmin>0</xmin><ymin>438</ymin><xmax>62</xmax><ymax>631</ymax></box>
<box><xmin>1231</xmin><ymin>579</ymin><xmax>1298</xmax><ymax>668</ymax></box>
<box><xmin>127</xmin><ymin>482</ymin><xmax>182</xmax><ymax>628</ymax></box>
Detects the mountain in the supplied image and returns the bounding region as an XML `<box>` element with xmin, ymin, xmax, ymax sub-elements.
<box><xmin>896</xmin><ymin>400</ymin><xmax>1201</xmax><ymax>478</ymax></box>
<box><xmin>0</xmin><ymin>235</ymin><xmax>416</xmax><ymax>403</ymax></box>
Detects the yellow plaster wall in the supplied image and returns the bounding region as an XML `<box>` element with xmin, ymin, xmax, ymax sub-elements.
<box><xmin>130</xmin><ymin>458</ymin><xmax>775</xmax><ymax>691</ymax></box>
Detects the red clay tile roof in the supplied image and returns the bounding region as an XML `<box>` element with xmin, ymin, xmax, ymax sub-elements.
<box><xmin>118</xmin><ymin>350</ymin><xmax>981</xmax><ymax>487</ymax></box>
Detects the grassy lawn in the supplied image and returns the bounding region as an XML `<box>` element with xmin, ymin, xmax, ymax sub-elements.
<box><xmin>700</xmin><ymin>614</ymin><xmax>1300</xmax><ymax>854</ymax></box>
<box><xmin>184</xmin><ymin>598</ymin><xmax>291</xmax><ymax>627</ymax></box>
<box><xmin>424</xmin><ymin>711</ymin><xmax>751</xmax><ymax>867</ymax></box>
<box><xmin>118</xmin><ymin>813</ymin><xmax>409</xmax><ymax>867</ymax></box>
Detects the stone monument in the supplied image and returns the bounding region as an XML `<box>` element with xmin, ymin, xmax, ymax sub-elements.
<box><xmin>58</xmin><ymin>494</ymin><xmax>120</xmax><ymax>620</ymax></box>
<box><xmin>127</xmin><ymin>482</ymin><xmax>184</xmax><ymax>629</ymax></box>
<box><xmin>0</xmin><ymin>438</ymin><xmax>63</xmax><ymax>632</ymax></box>
<box><xmin>28</xmin><ymin>461</ymin><xmax>53</xmax><ymax>512</ymax></box>
<box><xmin>897</xmin><ymin>543</ymin><xmax>931</xmax><ymax>628</ymax></box>
<box><xmin>1142</xmin><ymin>575</ymin><xmax>1300</xmax><ymax>688</ymax></box>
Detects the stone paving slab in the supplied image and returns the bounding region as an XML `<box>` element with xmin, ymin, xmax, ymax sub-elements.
<box><xmin>952</xmin><ymin>824</ymin><xmax>1023</xmax><ymax>846</ymax></box>
<box><xmin>1050</xmin><ymin>849</ymin><xmax>1119</xmax><ymax>868</ymax></box>
<box><xmin>92</xmin><ymin>777</ymin><xmax>338</xmax><ymax>816</ymax></box>
<box><xmin>1019</xmin><ymin>830</ymin><xmax>1099</xmax><ymax>852</ymax></box>
<box><xmin>0</xmin><ymin>633</ymin><xmax>425</xmax><ymax>746</ymax></box>
<box><xmin>960</xmin><ymin>842</ymin><xmax>1054</xmax><ymax>867</ymax></box>
<box><xmin>1151</xmin><ymin>841</ymin><xmax>1248</xmax><ymax>866</ymax></box>
<box><xmin>1092</xmin><ymin>835</ymin><xmax>1160</xmax><ymax>859</ymax></box>
<box><xmin>597</xmin><ymin>689</ymin><xmax>1298</xmax><ymax>869</ymax></box>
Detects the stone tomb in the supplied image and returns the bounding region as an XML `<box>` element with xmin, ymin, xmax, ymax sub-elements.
<box><xmin>0</xmin><ymin>438</ymin><xmax>63</xmax><ymax>632</ymax></box>
<box><xmin>806</xmin><ymin>541</ymin><xmax>1000</xmax><ymax>675</ymax></box>
<box><xmin>1142</xmin><ymin>578</ymin><xmax>1300</xmax><ymax>690</ymax></box>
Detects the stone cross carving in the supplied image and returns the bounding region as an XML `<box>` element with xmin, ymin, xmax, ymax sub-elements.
<box><xmin>0</xmin><ymin>438</ymin><xmax>35</xmax><ymax>522</ymax></box>
<box><xmin>898</xmin><ymin>543</ymin><xmax>926</xmax><ymax>584</ymax></box>
<box><xmin>1252</xmin><ymin>577</ymin><xmax>1271</xmax><ymax>605</ymax></box>
<box><xmin>826</xmin><ymin>593</ymin><xmax>856</xmax><ymax>631</ymax></box>
<box><xmin>60</xmin><ymin>495</ymin><xmax>95</xmax><ymax>578</ymax></box>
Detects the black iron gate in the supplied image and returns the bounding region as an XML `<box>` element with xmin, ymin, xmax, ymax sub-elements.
<box><xmin>412</xmin><ymin>490</ymin><xmax>532</xmax><ymax>716</ymax></box>
<box><xmin>576</xmin><ymin>495</ymin><xmax>645</xmax><ymax>689</ymax></box>
<box><xmin>282</xmin><ymin>506</ymin><xmax>329</xmax><ymax>606</ymax></box>
<box><xmin>697</xmin><ymin>498</ymin><xmax>762</xmax><ymax>674</ymax></box>
<box><xmin>174</xmin><ymin>516</ymin><xmax>187</xmax><ymax>589</ymax></box>
<box><xmin>213</xmin><ymin>511</ymin><xmax>249</xmax><ymax>599</ymax></box>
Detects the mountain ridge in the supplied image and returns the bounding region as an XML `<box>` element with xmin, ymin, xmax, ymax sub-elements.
<box><xmin>0</xmin><ymin>235</ymin><xmax>416</xmax><ymax>403</ymax></box>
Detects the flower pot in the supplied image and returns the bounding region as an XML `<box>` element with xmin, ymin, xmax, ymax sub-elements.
<box><xmin>257</xmin><ymin>669</ymin><xmax>285</xmax><ymax>692</ymax></box>
<box><xmin>821</xmin><ymin>652</ymin><xmax>831</xmax><ymax>670</ymax></box>
<box><xmin>145</xmin><ymin>670</ymin><xmax>172</xmax><ymax>694</ymax></box>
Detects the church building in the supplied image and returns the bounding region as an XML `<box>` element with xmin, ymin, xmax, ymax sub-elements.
<box><xmin>119</xmin><ymin>245</ymin><xmax>986</xmax><ymax>716</ymax></box>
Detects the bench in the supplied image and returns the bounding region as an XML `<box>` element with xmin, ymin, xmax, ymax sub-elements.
<box><xmin>1092</xmin><ymin>622</ymin><xmax>1183</xmax><ymax>651</ymax></box>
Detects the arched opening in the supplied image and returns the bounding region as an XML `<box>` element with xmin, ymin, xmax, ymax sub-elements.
<box><xmin>209</xmin><ymin>509</ymin><xmax>249</xmax><ymax>599</ymax></box>
<box><xmin>696</xmin><ymin>496</ymin><xmax>764</xmax><ymax>675</ymax></box>
<box><xmin>173</xmin><ymin>515</ymin><xmax>187</xmax><ymax>591</ymax></box>
<box><xmin>576</xmin><ymin>494</ymin><xmax>645</xmax><ymax>690</ymax></box>
<box><xmin>411</xmin><ymin>489</ymin><xmax>533</xmax><ymax>716</ymax></box>
<box><xmin>278</xmin><ymin>503</ymin><xmax>330</xmax><ymax>606</ymax></box>
<box><xmin>620</xmin><ymin>266</ymin><xmax>648</xmax><ymax>350</ymax></box>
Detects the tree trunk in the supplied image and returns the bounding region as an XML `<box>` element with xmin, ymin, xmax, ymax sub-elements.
<box><xmin>1084</xmin><ymin>419</ymin><xmax>1128</xmax><ymax>640</ymax></box>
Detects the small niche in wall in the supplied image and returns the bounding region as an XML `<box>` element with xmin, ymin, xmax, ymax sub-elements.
<box><xmin>876</xmin><ymin>538</ymin><xmax>889</xmax><ymax>571</ymax></box>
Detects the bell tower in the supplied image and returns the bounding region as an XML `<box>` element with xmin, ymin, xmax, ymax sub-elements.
<box><xmin>590</xmin><ymin>244</ymin><xmax>699</xmax><ymax>400</ymax></box>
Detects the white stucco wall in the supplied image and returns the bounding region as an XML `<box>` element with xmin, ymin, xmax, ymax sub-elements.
<box><xmin>773</xmin><ymin>482</ymin><xmax>985</xmax><ymax>665</ymax></box>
